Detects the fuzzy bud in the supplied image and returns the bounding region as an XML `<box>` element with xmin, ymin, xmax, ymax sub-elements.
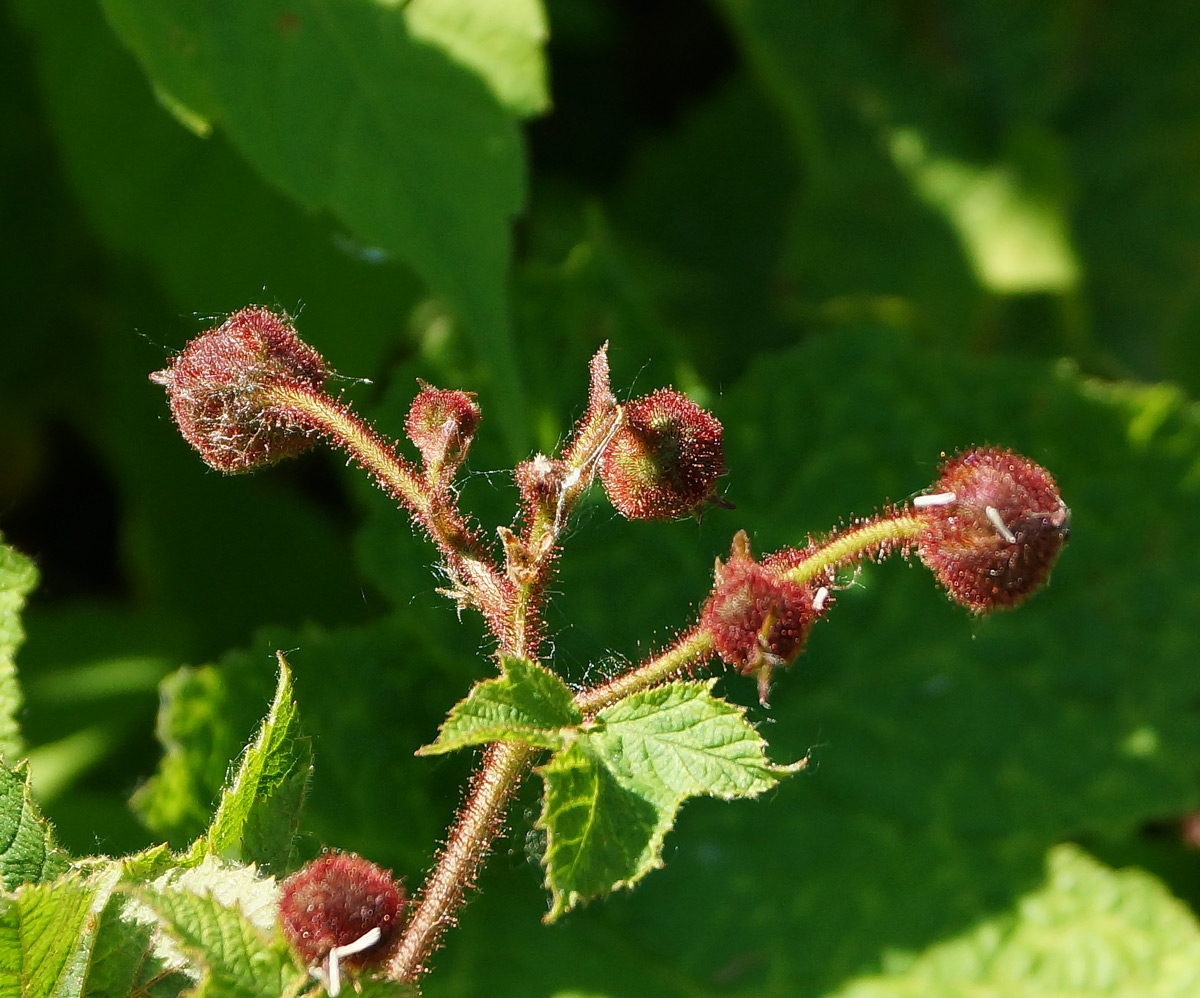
<box><xmin>405</xmin><ymin>382</ymin><xmax>480</xmax><ymax>487</ymax></box>
<box><xmin>915</xmin><ymin>447</ymin><xmax>1069</xmax><ymax>613</ymax></box>
<box><xmin>700</xmin><ymin>530</ymin><xmax>828</xmax><ymax>703</ymax></box>
<box><xmin>279</xmin><ymin>852</ymin><xmax>405</xmax><ymax>993</ymax></box>
<box><xmin>150</xmin><ymin>307</ymin><xmax>327</xmax><ymax>473</ymax></box>
<box><xmin>599</xmin><ymin>388</ymin><xmax>725</xmax><ymax>520</ymax></box>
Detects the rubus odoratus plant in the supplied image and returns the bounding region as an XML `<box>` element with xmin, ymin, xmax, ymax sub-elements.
<box><xmin>72</xmin><ymin>304</ymin><xmax>1063</xmax><ymax>995</ymax></box>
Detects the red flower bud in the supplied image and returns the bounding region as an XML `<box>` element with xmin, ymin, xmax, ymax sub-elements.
<box><xmin>405</xmin><ymin>382</ymin><xmax>480</xmax><ymax>487</ymax></box>
<box><xmin>279</xmin><ymin>852</ymin><xmax>405</xmax><ymax>995</ymax></box>
<box><xmin>150</xmin><ymin>307</ymin><xmax>327</xmax><ymax>473</ymax></box>
<box><xmin>915</xmin><ymin>447</ymin><xmax>1069</xmax><ymax>612</ymax></box>
<box><xmin>599</xmin><ymin>388</ymin><xmax>726</xmax><ymax>520</ymax></box>
<box><xmin>700</xmin><ymin>531</ymin><xmax>830</xmax><ymax>703</ymax></box>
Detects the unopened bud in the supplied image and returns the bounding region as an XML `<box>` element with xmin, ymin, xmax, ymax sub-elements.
<box><xmin>150</xmin><ymin>307</ymin><xmax>326</xmax><ymax>473</ymax></box>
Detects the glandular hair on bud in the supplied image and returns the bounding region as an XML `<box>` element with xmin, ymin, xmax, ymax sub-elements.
<box><xmin>700</xmin><ymin>531</ymin><xmax>826</xmax><ymax>702</ymax></box>
<box><xmin>278</xmin><ymin>852</ymin><xmax>406</xmax><ymax>971</ymax></box>
<box><xmin>405</xmin><ymin>382</ymin><xmax>480</xmax><ymax>484</ymax></box>
<box><xmin>599</xmin><ymin>388</ymin><xmax>725</xmax><ymax>520</ymax></box>
<box><xmin>916</xmin><ymin>447</ymin><xmax>1069</xmax><ymax>612</ymax></box>
<box><xmin>150</xmin><ymin>306</ymin><xmax>327</xmax><ymax>473</ymax></box>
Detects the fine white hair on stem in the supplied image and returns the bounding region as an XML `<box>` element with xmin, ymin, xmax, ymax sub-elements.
<box><xmin>324</xmin><ymin>926</ymin><xmax>383</xmax><ymax>997</ymax></box>
<box><xmin>985</xmin><ymin>505</ymin><xmax>1017</xmax><ymax>544</ymax></box>
<box><xmin>912</xmin><ymin>491</ymin><xmax>956</xmax><ymax>508</ymax></box>
<box><xmin>812</xmin><ymin>586</ymin><xmax>830</xmax><ymax>613</ymax></box>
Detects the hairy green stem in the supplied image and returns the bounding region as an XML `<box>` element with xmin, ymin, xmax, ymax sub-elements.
<box><xmin>387</xmin><ymin>739</ymin><xmax>535</xmax><ymax>984</ymax></box>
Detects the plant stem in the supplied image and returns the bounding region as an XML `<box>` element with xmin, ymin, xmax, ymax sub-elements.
<box><xmin>575</xmin><ymin>628</ymin><xmax>715</xmax><ymax>716</ymax></box>
<box><xmin>783</xmin><ymin>511</ymin><xmax>926</xmax><ymax>584</ymax></box>
<box><xmin>388</xmin><ymin>739</ymin><xmax>535</xmax><ymax>984</ymax></box>
<box><xmin>268</xmin><ymin>384</ymin><xmax>499</xmax><ymax>574</ymax></box>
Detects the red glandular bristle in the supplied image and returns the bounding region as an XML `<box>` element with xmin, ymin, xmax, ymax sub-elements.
<box><xmin>916</xmin><ymin>447</ymin><xmax>1069</xmax><ymax>612</ymax></box>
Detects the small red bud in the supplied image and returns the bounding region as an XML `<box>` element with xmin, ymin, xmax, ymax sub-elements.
<box><xmin>599</xmin><ymin>388</ymin><xmax>726</xmax><ymax>520</ymax></box>
<box><xmin>700</xmin><ymin>530</ymin><xmax>827</xmax><ymax>703</ymax></box>
<box><xmin>279</xmin><ymin>852</ymin><xmax>405</xmax><ymax>992</ymax></box>
<box><xmin>915</xmin><ymin>447</ymin><xmax>1069</xmax><ymax>613</ymax></box>
<box><xmin>150</xmin><ymin>307</ymin><xmax>327</xmax><ymax>473</ymax></box>
<box><xmin>405</xmin><ymin>382</ymin><xmax>480</xmax><ymax>486</ymax></box>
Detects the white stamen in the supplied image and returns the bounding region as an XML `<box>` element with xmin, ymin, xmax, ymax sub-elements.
<box><xmin>913</xmin><ymin>491</ymin><xmax>957</xmax><ymax>508</ymax></box>
<box><xmin>985</xmin><ymin>505</ymin><xmax>1017</xmax><ymax>544</ymax></box>
<box><xmin>812</xmin><ymin>586</ymin><xmax>830</xmax><ymax>613</ymax></box>
<box><xmin>325</xmin><ymin>926</ymin><xmax>382</xmax><ymax>997</ymax></box>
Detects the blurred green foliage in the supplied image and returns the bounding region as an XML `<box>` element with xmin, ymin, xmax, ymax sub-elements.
<box><xmin>1</xmin><ymin>0</ymin><xmax>1199</xmax><ymax>995</ymax></box>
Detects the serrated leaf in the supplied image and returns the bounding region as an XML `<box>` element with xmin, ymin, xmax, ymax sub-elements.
<box><xmin>201</xmin><ymin>655</ymin><xmax>311</xmax><ymax>874</ymax></box>
<box><xmin>538</xmin><ymin>740</ymin><xmax>661</xmax><ymax>923</ymax></box>
<box><xmin>0</xmin><ymin>540</ymin><xmax>36</xmax><ymax>763</ymax></box>
<box><xmin>591</xmin><ymin>679</ymin><xmax>802</xmax><ymax>804</ymax></box>
<box><xmin>0</xmin><ymin>869</ymin><xmax>118</xmax><ymax>998</ymax></box>
<box><xmin>419</xmin><ymin>654</ymin><xmax>581</xmax><ymax>756</ymax></box>
<box><xmin>83</xmin><ymin>892</ymin><xmax>192</xmax><ymax>998</ymax></box>
<box><xmin>138</xmin><ymin>886</ymin><xmax>299</xmax><ymax>998</ymax></box>
<box><xmin>0</xmin><ymin>761</ymin><xmax>70</xmax><ymax>891</ymax></box>
<box><xmin>537</xmin><ymin>681</ymin><xmax>800</xmax><ymax>920</ymax></box>
<box><xmin>831</xmin><ymin>843</ymin><xmax>1200</xmax><ymax>997</ymax></box>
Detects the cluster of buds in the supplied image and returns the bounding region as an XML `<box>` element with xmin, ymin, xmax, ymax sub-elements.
<box><xmin>152</xmin><ymin>307</ymin><xmax>1070</xmax><ymax>986</ymax></box>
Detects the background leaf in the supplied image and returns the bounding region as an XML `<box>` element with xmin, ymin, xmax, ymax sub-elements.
<box><xmin>830</xmin><ymin>844</ymin><xmax>1200</xmax><ymax>997</ymax></box>
<box><xmin>0</xmin><ymin>542</ymin><xmax>35</xmax><ymax>764</ymax></box>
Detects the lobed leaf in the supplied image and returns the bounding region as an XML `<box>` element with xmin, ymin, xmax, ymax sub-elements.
<box><xmin>419</xmin><ymin>654</ymin><xmax>581</xmax><ymax>756</ymax></box>
<box><xmin>537</xmin><ymin>680</ymin><xmax>800</xmax><ymax>921</ymax></box>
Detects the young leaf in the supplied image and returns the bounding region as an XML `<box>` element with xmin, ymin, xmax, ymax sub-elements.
<box><xmin>137</xmin><ymin>885</ymin><xmax>299</xmax><ymax>998</ymax></box>
<box><xmin>0</xmin><ymin>539</ymin><xmax>36</xmax><ymax>763</ymax></box>
<box><xmin>200</xmin><ymin>654</ymin><xmax>311</xmax><ymax>874</ymax></box>
<box><xmin>829</xmin><ymin>844</ymin><xmax>1200</xmax><ymax>996</ymax></box>
<box><xmin>0</xmin><ymin>869</ymin><xmax>118</xmax><ymax>998</ymax></box>
<box><xmin>83</xmin><ymin>892</ymin><xmax>193</xmax><ymax>998</ymax></box>
<box><xmin>0</xmin><ymin>760</ymin><xmax>70</xmax><ymax>891</ymax></box>
<box><xmin>419</xmin><ymin>654</ymin><xmax>582</xmax><ymax>756</ymax></box>
<box><xmin>537</xmin><ymin>680</ymin><xmax>801</xmax><ymax>920</ymax></box>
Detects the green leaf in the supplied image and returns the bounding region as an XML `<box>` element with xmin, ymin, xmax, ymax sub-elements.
<box><xmin>201</xmin><ymin>655</ymin><xmax>311</xmax><ymax>874</ymax></box>
<box><xmin>404</xmin><ymin>0</ymin><xmax>549</xmax><ymax>118</ymax></box>
<box><xmin>98</xmin><ymin>0</ymin><xmax>529</xmax><ymax>442</ymax></box>
<box><xmin>419</xmin><ymin>655</ymin><xmax>581</xmax><ymax>756</ymax></box>
<box><xmin>0</xmin><ymin>870</ymin><xmax>117</xmax><ymax>998</ymax></box>
<box><xmin>830</xmin><ymin>843</ymin><xmax>1200</xmax><ymax>997</ymax></box>
<box><xmin>130</xmin><ymin>667</ymin><xmax>237</xmax><ymax>847</ymax></box>
<box><xmin>83</xmin><ymin>892</ymin><xmax>192</xmax><ymax>998</ymax></box>
<box><xmin>0</xmin><ymin>761</ymin><xmax>70</xmax><ymax>891</ymax></box>
<box><xmin>537</xmin><ymin>680</ymin><xmax>800</xmax><ymax>920</ymax></box>
<box><xmin>0</xmin><ymin>540</ymin><xmax>35</xmax><ymax>763</ymax></box>
<box><xmin>138</xmin><ymin>885</ymin><xmax>299</xmax><ymax>998</ymax></box>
